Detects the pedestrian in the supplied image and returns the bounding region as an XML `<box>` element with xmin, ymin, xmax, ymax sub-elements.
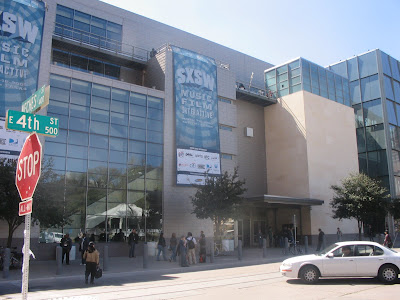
<box><xmin>316</xmin><ymin>228</ymin><xmax>325</xmax><ymax>251</ymax></box>
<box><xmin>336</xmin><ymin>227</ymin><xmax>342</xmax><ymax>242</ymax></box>
<box><xmin>83</xmin><ymin>241</ymin><xmax>100</xmax><ymax>285</ymax></box>
<box><xmin>157</xmin><ymin>232</ymin><xmax>168</xmax><ymax>261</ymax></box>
<box><xmin>186</xmin><ymin>232</ymin><xmax>197</xmax><ymax>265</ymax></box>
<box><xmin>268</xmin><ymin>227</ymin><xmax>273</xmax><ymax>247</ymax></box>
<box><xmin>178</xmin><ymin>235</ymin><xmax>189</xmax><ymax>267</ymax></box>
<box><xmin>169</xmin><ymin>233</ymin><xmax>178</xmax><ymax>262</ymax></box>
<box><xmin>60</xmin><ymin>233</ymin><xmax>72</xmax><ymax>265</ymax></box>
<box><xmin>128</xmin><ymin>228</ymin><xmax>139</xmax><ymax>258</ymax></box>
<box><xmin>257</xmin><ymin>229</ymin><xmax>263</xmax><ymax>248</ymax></box>
<box><xmin>79</xmin><ymin>233</ymin><xmax>89</xmax><ymax>265</ymax></box>
<box><xmin>383</xmin><ymin>230</ymin><xmax>393</xmax><ymax>248</ymax></box>
<box><xmin>368</xmin><ymin>225</ymin><xmax>374</xmax><ymax>241</ymax></box>
<box><xmin>199</xmin><ymin>231</ymin><xmax>206</xmax><ymax>263</ymax></box>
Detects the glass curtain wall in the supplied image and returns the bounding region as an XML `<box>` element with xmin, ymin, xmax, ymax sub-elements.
<box><xmin>44</xmin><ymin>74</ymin><xmax>163</xmax><ymax>242</ymax></box>
<box><xmin>328</xmin><ymin>50</ymin><xmax>400</xmax><ymax>195</ymax></box>
<box><xmin>265</xmin><ymin>58</ymin><xmax>351</xmax><ymax>106</ymax></box>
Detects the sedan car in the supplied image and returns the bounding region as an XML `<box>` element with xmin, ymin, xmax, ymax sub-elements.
<box><xmin>280</xmin><ymin>241</ymin><xmax>400</xmax><ymax>284</ymax></box>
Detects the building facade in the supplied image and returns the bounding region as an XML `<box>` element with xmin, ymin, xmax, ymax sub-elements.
<box><xmin>3</xmin><ymin>0</ymin><xmax>392</xmax><ymax>258</ymax></box>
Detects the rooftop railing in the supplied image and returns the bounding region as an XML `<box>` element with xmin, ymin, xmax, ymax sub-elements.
<box><xmin>236</xmin><ymin>81</ymin><xmax>277</xmax><ymax>100</ymax></box>
<box><xmin>53</xmin><ymin>23</ymin><xmax>150</xmax><ymax>62</ymax></box>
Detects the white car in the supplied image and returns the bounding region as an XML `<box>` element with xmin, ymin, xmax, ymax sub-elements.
<box><xmin>280</xmin><ymin>241</ymin><xmax>400</xmax><ymax>284</ymax></box>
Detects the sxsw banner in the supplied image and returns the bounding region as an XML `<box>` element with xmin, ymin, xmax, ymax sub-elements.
<box><xmin>172</xmin><ymin>46</ymin><xmax>221</xmax><ymax>185</ymax></box>
<box><xmin>0</xmin><ymin>0</ymin><xmax>46</xmax><ymax>117</ymax></box>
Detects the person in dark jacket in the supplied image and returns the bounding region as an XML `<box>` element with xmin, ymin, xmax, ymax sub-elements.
<box><xmin>169</xmin><ymin>233</ymin><xmax>178</xmax><ymax>262</ymax></box>
<box><xmin>157</xmin><ymin>232</ymin><xmax>167</xmax><ymax>261</ymax></box>
<box><xmin>60</xmin><ymin>233</ymin><xmax>72</xmax><ymax>265</ymax></box>
<box><xmin>316</xmin><ymin>228</ymin><xmax>325</xmax><ymax>251</ymax></box>
<box><xmin>128</xmin><ymin>229</ymin><xmax>139</xmax><ymax>258</ymax></box>
<box><xmin>79</xmin><ymin>233</ymin><xmax>89</xmax><ymax>265</ymax></box>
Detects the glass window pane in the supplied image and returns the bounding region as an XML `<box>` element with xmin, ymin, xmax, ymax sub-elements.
<box><xmin>387</xmin><ymin>100</ymin><xmax>397</xmax><ymax>125</ymax></box>
<box><xmin>129</xmin><ymin>128</ymin><xmax>146</xmax><ymax>141</ymax></box>
<box><xmin>276</xmin><ymin>65</ymin><xmax>287</xmax><ymax>75</ymax></box>
<box><xmin>384</xmin><ymin>76</ymin><xmax>394</xmax><ymax>100</ymax></box>
<box><xmin>69</xmin><ymin>116</ymin><xmax>89</xmax><ymax>132</ymax></box>
<box><xmin>365</xmin><ymin>124</ymin><xmax>386</xmax><ymax>151</ymax></box>
<box><xmin>109</xmin><ymin>150</ymin><xmax>126</xmax><ymax>164</ymax></box>
<box><xmin>68</xmin><ymin>131</ymin><xmax>88</xmax><ymax>146</ymax></box>
<box><xmin>361</xmin><ymin>75</ymin><xmax>380</xmax><ymax>102</ymax></box>
<box><xmin>347</xmin><ymin>58</ymin><xmax>359</xmax><ymax>81</ymax></box>
<box><xmin>50</xmin><ymin>74</ymin><xmax>70</xmax><ymax>90</ymax></box>
<box><xmin>367</xmin><ymin>150</ymin><xmax>388</xmax><ymax>177</ymax></box>
<box><xmin>112</xmin><ymin>88</ymin><xmax>129</xmax><ymax>102</ymax></box>
<box><xmin>147</xmin><ymin>119</ymin><xmax>162</xmax><ymax>132</ymax></box>
<box><xmin>128</xmin><ymin>153</ymin><xmax>145</xmax><ymax>166</ymax></box>
<box><xmin>88</xmin><ymin>59</ymin><xmax>104</xmax><ymax>76</ymax></box>
<box><xmin>71</xmin><ymin>91</ymin><xmax>90</xmax><ymax>106</ymax></box>
<box><xmin>393</xmin><ymin>80</ymin><xmax>400</xmax><ymax>103</ymax></box>
<box><xmin>393</xmin><ymin>151</ymin><xmax>400</xmax><ymax>177</ymax></box>
<box><xmin>91</xmin><ymin>96</ymin><xmax>110</xmax><ymax>111</ymax></box>
<box><xmin>129</xmin><ymin>140</ymin><xmax>146</xmax><ymax>154</ymax></box>
<box><xmin>356</xmin><ymin>128</ymin><xmax>366</xmax><ymax>153</ymax></box>
<box><xmin>330</xmin><ymin>62</ymin><xmax>347</xmax><ymax>78</ymax></box>
<box><xmin>147</xmin><ymin>143</ymin><xmax>163</xmax><ymax>156</ymax></box>
<box><xmin>46</xmin><ymin>155</ymin><xmax>66</xmax><ymax>171</ymax></box>
<box><xmin>363</xmin><ymin>98</ymin><xmax>383</xmax><ymax>126</ymax></box>
<box><xmin>92</xmin><ymin>84</ymin><xmax>110</xmax><ymax>98</ymax></box>
<box><xmin>147</xmin><ymin>155</ymin><xmax>162</xmax><ymax>168</ymax></box>
<box><xmin>111</xmin><ymin>100</ymin><xmax>128</xmax><ymax>114</ymax></box>
<box><xmin>104</xmin><ymin>63</ymin><xmax>120</xmax><ymax>79</ymax></box>
<box><xmin>130</xmin><ymin>93</ymin><xmax>146</xmax><ymax>106</ymax></box>
<box><xmin>47</xmin><ymin>100</ymin><xmax>68</xmax><ymax>115</ymax></box>
<box><xmin>110</xmin><ymin>124</ymin><xmax>128</xmax><ymax>138</ymax></box>
<box><xmin>52</xmin><ymin>49</ymin><xmax>69</xmax><ymax>67</ymax></box>
<box><xmin>148</xmin><ymin>108</ymin><xmax>163</xmax><ymax>120</ymax></box>
<box><xmin>147</xmin><ymin>96</ymin><xmax>163</xmax><ymax>110</ymax></box>
<box><xmin>358</xmin><ymin>51</ymin><xmax>378</xmax><ymax>78</ymax></box>
<box><xmin>288</xmin><ymin>60</ymin><xmax>300</xmax><ymax>70</ymax></box>
<box><xmin>91</xmin><ymin>108</ymin><xmax>109</xmax><ymax>123</ymax></box>
<box><xmin>90</xmin><ymin>120</ymin><xmax>109</xmax><ymax>135</ymax></box>
<box><xmin>72</xmin><ymin>79</ymin><xmax>91</xmax><ymax>94</ymax></box>
<box><xmin>109</xmin><ymin>137</ymin><xmax>128</xmax><ymax>151</ymax></box>
<box><xmin>390</xmin><ymin>56</ymin><xmax>400</xmax><ymax>81</ymax></box>
<box><xmin>66</xmin><ymin>158</ymin><xmax>87</xmax><ymax>172</ymax></box>
<box><xmin>89</xmin><ymin>147</ymin><xmax>108</xmax><ymax>161</ymax></box>
<box><xmin>130</xmin><ymin>104</ymin><xmax>146</xmax><ymax>117</ymax></box>
<box><xmin>111</xmin><ymin>112</ymin><xmax>128</xmax><ymax>125</ymax></box>
<box><xmin>265</xmin><ymin>70</ymin><xmax>275</xmax><ymax>80</ymax></box>
<box><xmin>147</xmin><ymin>131</ymin><xmax>163</xmax><ymax>144</ymax></box>
<box><xmin>358</xmin><ymin>152</ymin><xmax>367</xmax><ymax>174</ymax></box>
<box><xmin>90</xmin><ymin>134</ymin><xmax>109</xmax><ymax>149</ymax></box>
<box><xmin>389</xmin><ymin>125</ymin><xmax>400</xmax><ymax>150</ymax></box>
<box><xmin>130</xmin><ymin>116</ymin><xmax>146</xmax><ymax>129</ymax></box>
<box><xmin>45</xmin><ymin>142</ymin><xmax>67</xmax><ymax>157</ymax></box>
<box><xmin>353</xmin><ymin>104</ymin><xmax>363</xmax><ymax>128</ymax></box>
<box><xmin>350</xmin><ymin>81</ymin><xmax>361</xmax><ymax>104</ymax></box>
<box><xmin>381</xmin><ymin>52</ymin><xmax>391</xmax><ymax>76</ymax></box>
<box><xmin>68</xmin><ymin>144</ymin><xmax>88</xmax><ymax>159</ymax></box>
<box><xmin>50</xmin><ymin>87</ymin><xmax>69</xmax><ymax>103</ymax></box>
<box><xmin>70</xmin><ymin>53</ymin><xmax>88</xmax><ymax>71</ymax></box>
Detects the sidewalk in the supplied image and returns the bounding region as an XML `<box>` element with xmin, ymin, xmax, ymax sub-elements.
<box><xmin>1</xmin><ymin>247</ymin><xmax>287</xmax><ymax>283</ymax></box>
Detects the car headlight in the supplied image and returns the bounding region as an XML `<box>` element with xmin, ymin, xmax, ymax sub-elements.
<box><xmin>281</xmin><ymin>262</ymin><xmax>293</xmax><ymax>268</ymax></box>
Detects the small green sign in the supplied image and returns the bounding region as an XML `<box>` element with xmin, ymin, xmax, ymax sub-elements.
<box><xmin>21</xmin><ymin>85</ymin><xmax>50</xmax><ymax>114</ymax></box>
<box><xmin>6</xmin><ymin>110</ymin><xmax>59</xmax><ymax>137</ymax></box>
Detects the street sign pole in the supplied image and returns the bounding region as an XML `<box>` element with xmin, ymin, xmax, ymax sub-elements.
<box><xmin>22</xmin><ymin>212</ymin><xmax>31</xmax><ymax>300</ymax></box>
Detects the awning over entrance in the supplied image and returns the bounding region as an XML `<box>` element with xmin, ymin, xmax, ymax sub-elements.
<box><xmin>246</xmin><ymin>194</ymin><xmax>324</xmax><ymax>206</ymax></box>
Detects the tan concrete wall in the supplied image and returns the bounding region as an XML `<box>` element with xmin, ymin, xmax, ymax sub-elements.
<box><xmin>264</xmin><ymin>92</ymin><xmax>309</xmax><ymax>197</ymax></box>
<box><xmin>265</xmin><ymin>91</ymin><xmax>359</xmax><ymax>236</ymax></box>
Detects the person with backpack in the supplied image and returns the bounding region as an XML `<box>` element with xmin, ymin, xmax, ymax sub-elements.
<box><xmin>186</xmin><ymin>232</ymin><xmax>197</xmax><ymax>265</ymax></box>
<box><xmin>83</xmin><ymin>242</ymin><xmax>100</xmax><ymax>284</ymax></box>
<box><xmin>157</xmin><ymin>232</ymin><xmax>168</xmax><ymax>261</ymax></box>
<box><xmin>128</xmin><ymin>229</ymin><xmax>139</xmax><ymax>258</ymax></box>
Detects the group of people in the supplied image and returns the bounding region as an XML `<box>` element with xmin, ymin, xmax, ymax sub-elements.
<box><xmin>156</xmin><ymin>231</ymin><xmax>207</xmax><ymax>267</ymax></box>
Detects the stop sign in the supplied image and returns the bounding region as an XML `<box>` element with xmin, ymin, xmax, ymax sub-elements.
<box><xmin>15</xmin><ymin>133</ymin><xmax>42</xmax><ymax>201</ymax></box>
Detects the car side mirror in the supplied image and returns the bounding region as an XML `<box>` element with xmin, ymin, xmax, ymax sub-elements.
<box><xmin>327</xmin><ymin>253</ymin><xmax>334</xmax><ymax>258</ymax></box>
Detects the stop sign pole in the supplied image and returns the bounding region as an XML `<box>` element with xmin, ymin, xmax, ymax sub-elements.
<box><xmin>15</xmin><ymin>133</ymin><xmax>42</xmax><ymax>300</ymax></box>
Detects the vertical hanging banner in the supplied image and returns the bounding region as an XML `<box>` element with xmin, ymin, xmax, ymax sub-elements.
<box><xmin>172</xmin><ymin>46</ymin><xmax>221</xmax><ymax>185</ymax></box>
<box><xmin>0</xmin><ymin>0</ymin><xmax>46</xmax><ymax>117</ymax></box>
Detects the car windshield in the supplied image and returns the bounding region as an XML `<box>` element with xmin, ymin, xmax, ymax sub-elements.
<box><xmin>317</xmin><ymin>243</ymin><xmax>339</xmax><ymax>255</ymax></box>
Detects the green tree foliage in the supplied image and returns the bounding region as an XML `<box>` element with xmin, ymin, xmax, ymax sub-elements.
<box><xmin>0</xmin><ymin>158</ymin><xmax>71</xmax><ymax>247</ymax></box>
<box><xmin>191</xmin><ymin>168</ymin><xmax>247</xmax><ymax>238</ymax></box>
<box><xmin>330</xmin><ymin>173</ymin><xmax>390</xmax><ymax>240</ymax></box>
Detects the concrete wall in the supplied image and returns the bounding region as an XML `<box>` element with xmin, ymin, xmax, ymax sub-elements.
<box><xmin>265</xmin><ymin>91</ymin><xmax>359</xmax><ymax>236</ymax></box>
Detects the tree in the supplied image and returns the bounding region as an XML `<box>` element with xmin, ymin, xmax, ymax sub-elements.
<box><xmin>191</xmin><ymin>168</ymin><xmax>247</xmax><ymax>238</ymax></box>
<box><xmin>0</xmin><ymin>158</ymin><xmax>71</xmax><ymax>248</ymax></box>
<box><xmin>330</xmin><ymin>173</ymin><xmax>390</xmax><ymax>240</ymax></box>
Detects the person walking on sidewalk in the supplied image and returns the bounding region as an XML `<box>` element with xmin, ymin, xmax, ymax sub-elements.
<box><xmin>178</xmin><ymin>235</ymin><xmax>189</xmax><ymax>267</ymax></box>
<box><xmin>316</xmin><ymin>228</ymin><xmax>325</xmax><ymax>251</ymax></box>
<box><xmin>157</xmin><ymin>232</ymin><xmax>168</xmax><ymax>261</ymax></box>
<box><xmin>83</xmin><ymin>242</ymin><xmax>100</xmax><ymax>284</ymax></box>
<box><xmin>186</xmin><ymin>232</ymin><xmax>197</xmax><ymax>265</ymax></box>
<box><xmin>60</xmin><ymin>234</ymin><xmax>72</xmax><ymax>265</ymax></box>
<box><xmin>169</xmin><ymin>233</ymin><xmax>178</xmax><ymax>262</ymax></box>
<box><xmin>79</xmin><ymin>233</ymin><xmax>89</xmax><ymax>265</ymax></box>
<box><xmin>128</xmin><ymin>229</ymin><xmax>139</xmax><ymax>258</ymax></box>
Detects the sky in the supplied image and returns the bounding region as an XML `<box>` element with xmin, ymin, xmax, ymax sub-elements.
<box><xmin>100</xmin><ymin>0</ymin><xmax>400</xmax><ymax>67</ymax></box>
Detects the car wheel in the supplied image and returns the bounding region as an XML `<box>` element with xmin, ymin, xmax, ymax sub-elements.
<box><xmin>300</xmin><ymin>265</ymin><xmax>319</xmax><ymax>284</ymax></box>
<box><xmin>378</xmin><ymin>264</ymin><xmax>399</xmax><ymax>284</ymax></box>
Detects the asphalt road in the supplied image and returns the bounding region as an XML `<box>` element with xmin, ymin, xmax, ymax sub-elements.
<box><xmin>1</xmin><ymin>262</ymin><xmax>399</xmax><ymax>299</ymax></box>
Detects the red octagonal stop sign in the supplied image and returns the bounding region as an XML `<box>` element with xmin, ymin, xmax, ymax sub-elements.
<box><xmin>15</xmin><ymin>133</ymin><xmax>42</xmax><ymax>201</ymax></box>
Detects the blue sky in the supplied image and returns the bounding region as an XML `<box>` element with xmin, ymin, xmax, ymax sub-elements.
<box><xmin>100</xmin><ymin>0</ymin><xmax>399</xmax><ymax>67</ymax></box>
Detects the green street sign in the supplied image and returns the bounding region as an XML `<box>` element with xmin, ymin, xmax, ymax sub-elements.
<box><xmin>21</xmin><ymin>85</ymin><xmax>50</xmax><ymax>114</ymax></box>
<box><xmin>6</xmin><ymin>110</ymin><xmax>59</xmax><ymax>137</ymax></box>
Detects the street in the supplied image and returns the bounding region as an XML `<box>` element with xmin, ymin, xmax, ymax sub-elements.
<box><xmin>1</xmin><ymin>262</ymin><xmax>399</xmax><ymax>299</ymax></box>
